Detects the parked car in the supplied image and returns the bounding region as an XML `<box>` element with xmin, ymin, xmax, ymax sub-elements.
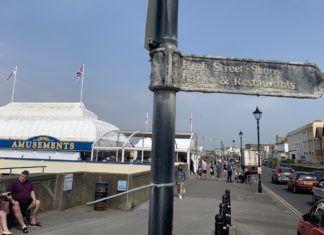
<box><xmin>272</xmin><ymin>167</ymin><xmax>294</xmax><ymax>184</ymax></box>
<box><xmin>313</xmin><ymin>171</ymin><xmax>324</xmax><ymax>180</ymax></box>
<box><xmin>297</xmin><ymin>199</ymin><xmax>324</xmax><ymax>235</ymax></box>
<box><xmin>288</xmin><ymin>171</ymin><xmax>319</xmax><ymax>193</ymax></box>
<box><xmin>313</xmin><ymin>179</ymin><xmax>324</xmax><ymax>204</ymax></box>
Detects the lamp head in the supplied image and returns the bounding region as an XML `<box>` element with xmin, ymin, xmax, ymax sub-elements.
<box><xmin>253</xmin><ymin>106</ymin><xmax>262</xmax><ymax>120</ymax></box>
<box><xmin>239</xmin><ymin>131</ymin><xmax>243</xmax><ymax>137</ymax></box>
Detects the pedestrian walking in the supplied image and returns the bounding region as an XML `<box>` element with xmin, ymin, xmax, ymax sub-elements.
<box><xmin>201</xmin><ymin>158</ymin><xmax>207</xmax><ymax>180</ymax></box>
<box><xmin>223</xmin><ymin>160</ymin><xmax>227</xmax><ymax>177</ymax></box>
<box><xmin>226</xmin><ymin>162</ymin><xmax>233</xmax><ymax>183</ymax></box>
<box><xmin>215</xmin><ymin>160</ymin><xmax>223</xmax><ymax>182</ymax></box>
<box><xmin>210</xmin><ymin>161</ymin><xmax>214</xmax><ymax>180</ymax></box>
<box><xmin>233</xmin><ymin>164</ymin><xmax>239</xmax><ymax>182</ymax></box>
<box><xmin>190</xmin><ymin>158</ymin><xmax>195</xmax><ymax>175</ymax></box>
<box><xmin>197</xmin><ymin>159</ymin><xmax>202</xmax><ymax>179</ymax></box>
<box><xmin>175</xmin><ymin>164</ymin><xmax>186</xmax><ymax>199</ymax></box>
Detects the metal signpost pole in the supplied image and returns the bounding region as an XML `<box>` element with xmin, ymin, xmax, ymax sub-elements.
<box><xmin>145</xmin><ymin>1</ymin><xmax>179</xmax><ymax>234</ymax></box>
<box><xmin>143</xmin><ymin>0</ymin><xmax>324</xmax><ymax>233</ymax></box>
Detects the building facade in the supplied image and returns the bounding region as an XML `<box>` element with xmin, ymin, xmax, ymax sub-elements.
<box><xmin>287</xmin><ymin>120</ymin><xmax>324</xmax><ymax>164</ymax></box>
<box><xmin>0</xmin><ymin>102</ymin><xmax>119</xmax><ymax>160</ymax></box>
<box><xmin>274</xmin><ymin>135</ymin><xmax>289</xmax><ymax>160</ymax></box>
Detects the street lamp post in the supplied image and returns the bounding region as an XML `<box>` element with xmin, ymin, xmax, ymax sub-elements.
<box><xmin>239</xmin><ymin>131</ymin><xmax>243</xmax><ymax>169</ymax></box>
<box><xmin>253</xmin><ymin>107</ymin><xmax>262</xmax><ymax>193</ymax></box>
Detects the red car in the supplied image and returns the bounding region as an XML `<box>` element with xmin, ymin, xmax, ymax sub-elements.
<box><xmin>298</xmin><ymin>199</ymin><xmax>324</xmax><ymax>235</ymax></box>
<box><xmin>287</xmin><ymin>171</ymin><xmax>319</xmax><ymax>193</ymax></box>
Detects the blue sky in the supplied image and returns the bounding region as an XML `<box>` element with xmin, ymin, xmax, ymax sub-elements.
<box><xmin>1</xmin><ymin>0</ymin><xmax>324</xmax><ymax>150</ymax></box>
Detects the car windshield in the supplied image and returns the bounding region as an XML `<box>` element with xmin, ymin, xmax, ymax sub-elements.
<box><xmin>298</xmin><ymin>174</ymin><xmax>316</xmax><ymax>180</ymax></box>
<box><xmin>279</xmin><ymin>168</ymin><xmax>292</xmax><ymax>173</ymax></box>
<box><xmin>315</xmin><ymin>172</ymin><xmax>324</xmax><ymax>178</ymax></box>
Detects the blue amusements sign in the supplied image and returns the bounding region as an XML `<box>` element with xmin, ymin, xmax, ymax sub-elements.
<box><xmin>0</xmin><ymin>135</ymin><xmax>92</xmax><ymax>152</ymax></box>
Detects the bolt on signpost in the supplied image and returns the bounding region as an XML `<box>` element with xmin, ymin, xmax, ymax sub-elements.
<box><xmin>144</xmin><ymin>0</ymin><xmax>324</xmax><ymax>234</ymax></box>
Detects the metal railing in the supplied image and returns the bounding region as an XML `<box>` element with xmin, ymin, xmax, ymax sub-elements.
<box><xmin>0</xmin><ymin>166</ymin><xmax>47</xmax><ymax>175</ymax></box>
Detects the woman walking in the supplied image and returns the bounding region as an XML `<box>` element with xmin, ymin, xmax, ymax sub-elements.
<box><xmin>175</xmin><ymin>164</ymin><xmax>186</xmax><ymax>199</ymax></box>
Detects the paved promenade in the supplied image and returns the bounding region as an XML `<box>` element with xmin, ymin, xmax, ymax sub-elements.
<box><xmin>10</xmin><ymin>175</ymin><xmax>299</xmax><ymax>235</ymax></box>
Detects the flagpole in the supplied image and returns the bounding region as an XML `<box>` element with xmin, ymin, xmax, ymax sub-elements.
<box><xmin>11</xmin><ymin>65</ymin><xmax>18</xmax><ymax>103</ymax></box>
<box><xmin>80</xmin><ymin>64</ymin><xmax>85</xmax><ymax>103</ymax></box>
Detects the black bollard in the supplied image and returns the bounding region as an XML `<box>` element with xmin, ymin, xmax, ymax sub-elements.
<box><xmin>219</xmin><ymin>202</ymin><xmax>229</xmax><ymax>235</ymax></box>
<box><xmin>221</xmin><ymin>203</ymin><xmax>227</xmax><ymax>223</ymax></box>
<box><xmin>215</xmin><ymin>214</ymin><xmax>224</xmax><ymax>235</ymax></box>
<box><xmin>225</xmin><ymin>190</ymin><xmax>231</xmax><ymax>226</ymax></box>
<box><xmin>225</xmin><ymin>190</ymin><xmax>231</xmax><ymax>205</ymax></box>
<box><xmin>222</xmin><ymin>194</ymin><xmax>228</xmax><ymax>205</ymax></box>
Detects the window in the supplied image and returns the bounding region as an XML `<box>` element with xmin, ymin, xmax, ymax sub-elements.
<box><xmin>313</xmin><ymin>203</ymin><xmax>324</xmax><ymax>226</ymax></box>
<box><xmin>298</xmin><ymin>174</ymin><xmax>316</xmax><ymax>180</ymax></box>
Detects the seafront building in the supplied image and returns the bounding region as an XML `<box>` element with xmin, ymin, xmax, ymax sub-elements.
<box><xmin>0</xmin><ymin>102</ymin><xmax>197</xmax><ymax>166</ymax></box>
<box><xmin>273</xmin><ymin>135</ymin><xmax>289</xmax><ymax>160</ymax></box>
<box><xmin>287</xmin><ymin>120</ymin><xmax>324</xmax><ymax>164</ymax></box>
<box><xmin>0</xmin><ymin>102</ymin><xmax>119</xmax><ymax>160</ymax></box>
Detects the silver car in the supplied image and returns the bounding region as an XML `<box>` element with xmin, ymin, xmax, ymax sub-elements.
<box><xmin>312</xmin><ymin>178</ymin><xmax>324</xmax><ymax>204</ymax></box>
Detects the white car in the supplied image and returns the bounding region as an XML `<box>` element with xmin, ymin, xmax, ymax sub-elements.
<box><xmin>312</xmin><ymin>178</ymin><xmax>324</xmax><ymax>204</ymax></box>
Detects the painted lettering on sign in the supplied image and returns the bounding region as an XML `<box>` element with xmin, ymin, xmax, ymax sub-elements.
<box><xmin>149</xmin><ymin>49</ymin><xmax>324</xmax><ymax>98</ymax></box>
<box><xmin>10</xmin><ymin>136</ymin><xmax>75</xmax><ymax>151</ymax></box>
<box><xmin>181</xmin><ymin>58</ymin><xmax>294</xmax><ymax>90</ymax></box>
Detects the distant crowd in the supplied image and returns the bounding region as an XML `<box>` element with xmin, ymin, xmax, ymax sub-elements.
<box><xmin>190</xmin><ymin>158</ymin><xmax>251</xmax><ymax>183</ymax></box>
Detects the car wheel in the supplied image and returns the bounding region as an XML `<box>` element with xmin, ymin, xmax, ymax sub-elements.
<box><xmin>293</xmin><ymin>185</ymin><xmax>297</xmax><ymax>193</ymax></box>
<box><xmin>272</xmin><ymin>177</ymin><xmax>274</xmax><ymax>183</ymax></box>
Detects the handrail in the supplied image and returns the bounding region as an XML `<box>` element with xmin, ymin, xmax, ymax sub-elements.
<box><xmin>0</xmin><ymin>166</ymin><xmax>47</xmax><ymax>175</ymax></box>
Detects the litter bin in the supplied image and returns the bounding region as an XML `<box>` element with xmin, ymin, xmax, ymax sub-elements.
<box><xmin>94</xmin><ymin>181</ymin><xmax>108</xmax><ymax>211</ymax></box>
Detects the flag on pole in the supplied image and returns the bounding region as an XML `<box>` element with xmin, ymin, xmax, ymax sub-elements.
<box><xmin>76</xmin><ymin>65</ymin><xmax>84</xmax><ymax>80</ymax></box>
<box><xmin>145</xmin><ymin>112</ymin><xmax>149</xmax><ymax>125</ymax></box>
<box><xmin>5</xmin><ymin>65</ymin><xmax>17</xmax><ymax>81</ymax></box>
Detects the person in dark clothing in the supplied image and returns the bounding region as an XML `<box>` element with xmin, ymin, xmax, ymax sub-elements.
<box><xmin>226</xmin><ymin>162</ymin><xmax>233</xmax><ymax>183</ymax></box>
<box><xmin>190</xmin><ymin>158</ymin><xmax>195</xmax><ymax>174</ymax></box>
<box><xmin>6</xmin><ymin>170</ymin><xmax>41</xmax><ymax>233</ymax></box>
